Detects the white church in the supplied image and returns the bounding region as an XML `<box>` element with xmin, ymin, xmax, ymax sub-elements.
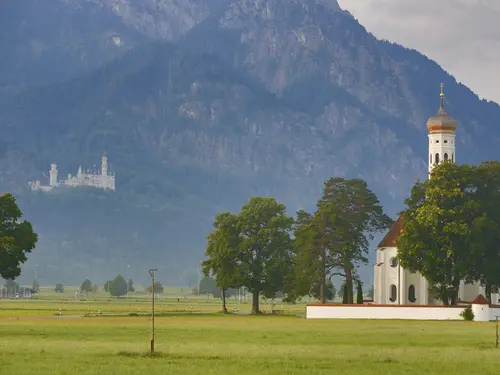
<box><xmin>30</xmin><ymin>154</ymin><xmax>116</xmax><ymax>192</ymax></box>
<box><xmin>373</xmin><ymin>84</ymin><xmax>499</xmax><ymax>306</ymax></box>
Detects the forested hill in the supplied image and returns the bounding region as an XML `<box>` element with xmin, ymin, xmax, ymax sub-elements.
<box><xmin>1</xmin><ymin>0</ymin><xmax>499</xmax><ymax>285</ymax></box>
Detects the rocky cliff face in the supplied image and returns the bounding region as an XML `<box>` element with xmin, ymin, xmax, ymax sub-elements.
<box><xmin>0</xmin><ymin>0</ymin><xmax>226</xmax><ymax>87</ymax></box>
<box><xmin>1</xmin><ymin>0</ymin><xmax>499</xmax><ymax>284</ymax></box>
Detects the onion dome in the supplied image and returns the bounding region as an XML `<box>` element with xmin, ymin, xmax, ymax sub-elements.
<box><xmin>426</xmin><ymin>83</ymin><xmax>457</xmax><ymax>133</ymax></box>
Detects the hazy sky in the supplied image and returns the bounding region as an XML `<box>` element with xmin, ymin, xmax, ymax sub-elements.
<box><xmin>337</xmin><ymin>0</ymin><xmax>500</xmax><ymax>104</ymax></box>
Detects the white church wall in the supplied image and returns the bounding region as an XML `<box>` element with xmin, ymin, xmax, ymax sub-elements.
<box><xmin>373</xmin><ymin>265</ymin><xmax>380</xmax><ymax>304</ymax></box>
<box><xmin>405</xmin><ymin>272</ymin><xmax>422</xmax><ymax>304</ymax></box>
<box><xmin>472</xmin><ymin>303</ymin><xmax>489</xmax><ymax>322</ymax></box>
<box><xmin>306</xmin><ymin>304</ymin><xmax>465</xmax><ymax>320</ymax></box>
<box><xmin>383</xmin><ymin>247</ymin><xmax>399</xmax><ymax>304</ymax></box>
<box><xmin>307</xmin><ymin>303</ymin><xmax>499</xmax><ymax>322</ymax></box>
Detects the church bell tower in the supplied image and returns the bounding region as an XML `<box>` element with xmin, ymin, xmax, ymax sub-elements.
<box><xmin>427</xmin><ymin>83</ymin><xmax>457</xmax><ymax>176</ymax></box>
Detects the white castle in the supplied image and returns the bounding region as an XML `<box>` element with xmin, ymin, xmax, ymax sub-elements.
<box><xmin>30</xmin><ymin>155</ymin><xmax>116</xmax><ymax>192</ymax></box>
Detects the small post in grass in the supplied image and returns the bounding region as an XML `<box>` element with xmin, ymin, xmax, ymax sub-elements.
<box><xmin>149</xmin><ymin>268</ymin><xmax>158</xmax><ymax>355</ymax></box>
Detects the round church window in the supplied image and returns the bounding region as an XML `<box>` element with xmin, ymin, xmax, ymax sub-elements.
<box><xmin>390</xmin><ymin>257</ymin><xmax>398</xmax><ymax>268</ymax></box>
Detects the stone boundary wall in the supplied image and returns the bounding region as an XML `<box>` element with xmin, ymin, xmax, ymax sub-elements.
<box><xmin>306</xmin><ymin>303</ymin><xmax>500</xmax><ymax>322</ymax></box>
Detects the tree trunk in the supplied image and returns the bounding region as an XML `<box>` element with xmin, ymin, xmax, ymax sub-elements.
<box><xmin>440</xmin><ymin>290</ymin><xmax>449</xmax><ymax>306</ymax></box>
<box><xmin>320</xmin><ymin>218</ymin><xmax>327</xmax><ymax>304</ymax></box>
<box><xmin>251</xmin><ymin>291</ymin><xmax>260</xmax><ymax>314</ymax></box>
<box><xmin>221</xmin><ymin>288</ymin><xmax>228</xmax><ymax>313</ymax></box>
<box><xmin>450</xmin><ymin>291</ymin><xmax>458</xmax><ymax>306</ymax></box>
<box><xmin>450</xmin><ymin>280</ymin><xmax>460</xmax><ymax>306</ymax></box>
<box><xmin>319</xmin><ymin>278</ymin><xmax>325</xmax><ymax>304</ymax></box>
<box><xmin>345</xmin><ymin>268</ymin><xmax>354</xmax><ymax>304</ymax></box>
<box><xmin>485</xmin><ymin>283</ymin><xmax>492</xmax><ymax>304</ymax></box>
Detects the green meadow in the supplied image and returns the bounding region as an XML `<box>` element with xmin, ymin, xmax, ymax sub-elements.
<box><xmin>1</xmin><ymin>288</ymin><xmax>499</xmax><ymax>374</ymax></box>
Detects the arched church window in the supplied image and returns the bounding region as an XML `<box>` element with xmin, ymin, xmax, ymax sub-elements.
<box><xmin>452</xmin><ymin>154</ymin><xmax>454</xmax><ymax>162</ymax></box>
<box><xmin>435</xmin><ymin>153</ymin><xmax>440</xmax><ymax>164</ymax></box>
<box><xmin>444</xmin><ymin>153</ymin><xmax>448</xmax><ymax>160</ymax></box>
<box><xmin>430</xmin><ymin>154</ymin><xmax>432</xmax><ymax>164</ymax></box>
<box><xmin>408</xmin><ymin>285</ymin><xmax>416</xmax><ymax>303</ymax></box>
<box><xmin>390</xmin><ymin>257</ymin><xmax>398</xmax><ymax>268</ymax></box>
<box><xmin>389</xmin><ymin>285</ymin><xmax>397</xmax><ymax>302</ymax></box>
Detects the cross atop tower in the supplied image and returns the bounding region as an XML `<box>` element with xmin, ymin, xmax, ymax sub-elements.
<box><xmin>440</xmin><ymin>82</ymin><xmax>445</xmax><ymax>109</ymax></box>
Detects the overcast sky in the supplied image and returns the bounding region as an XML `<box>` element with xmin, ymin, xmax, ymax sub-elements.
<box><xmin>337</xmin><ymin>0</ymin><xmax>500</xmax><ymax>104</ymax></box>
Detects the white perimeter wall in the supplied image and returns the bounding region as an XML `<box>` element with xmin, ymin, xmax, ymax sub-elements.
<box><xmin>307</xmin><ymin>305</ymin><xmax>500</xmax><ymax>322</ymax></box>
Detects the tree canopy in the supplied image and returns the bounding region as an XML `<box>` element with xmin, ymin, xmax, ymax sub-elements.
<box><xmin>108</xmin><ymin>274</ymin><xmax>128</xmax><ymax>297</ymax></box>
<box><xmin>0</xmin><ymin>193</ymin><xmax>38</xmax><ymax>280</ymax></box>
<box><xmin>201</xmin><ymin>212</ymin><xmax>240</xmax><ymax>312</ymax></box>
<box><xmin>80</xmin><ymin>278</ymin><xmax>93</xmax><ymax>293</ymax></box>
<box><xmin>55</xmin><ymin>283</ymin><xmax>64</xmax><ymax>294</ymax></box>
<box><xmin>146</xmin><ymin>282</ymin><xmax>164</xmax><ymax>294</ymax></box>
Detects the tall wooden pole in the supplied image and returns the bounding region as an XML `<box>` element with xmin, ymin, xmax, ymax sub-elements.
<box><xmin>149</xmin><ymin>268</ymin><xmax>157</xmax><ymax>355</ymax></box>
<box><xmin>496</xmin><ymin>316</ymin><xmax>499</xmax><ymax>349</ymax></box>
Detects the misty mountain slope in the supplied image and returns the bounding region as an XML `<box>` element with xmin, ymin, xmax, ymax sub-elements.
<box><xmin>1</xmin><ymin>0</ymin><xmax>500</xmax><ymax>285</ymax></box>
<box><xmin>0</xmin><ymin>0</ymin><xmax>229</xmax><ymax>88</ymax></box>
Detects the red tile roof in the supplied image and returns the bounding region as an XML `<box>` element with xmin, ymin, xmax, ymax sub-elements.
<box><xmin>471</xmin><ymin>294</ymin><xmax>489</xmax><ymax>305</ymax></box>
<box><xmin>378</xmin><ymin>215</ymin><xmax>405</xmax><ymax>248</ymax></box>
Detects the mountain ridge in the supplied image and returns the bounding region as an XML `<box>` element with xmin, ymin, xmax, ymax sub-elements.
<box><xmin>1</xmin><ymin>0</ymin><xmax>499</xmax><ymax>285</ymax></box>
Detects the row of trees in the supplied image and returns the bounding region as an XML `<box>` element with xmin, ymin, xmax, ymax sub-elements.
<box><xmin>4</xmin><ymin>277</ymin><xmax>162</xmax><ymax>297</ymax></box>
<box><xmin>197</xmin><ymin>276</ymin><xmax>375</xmax><ymax>304</ymax></box>
<box><xmin>397</xmin><ymin>161</ymin><xmax>500</xmax><ymax>305</ymax></box>
<box><xmin>202</xmin><ymin>177</ymin><xmax>393</xmax><ymax>314</ymax></box>
<box><xmin>56</xmin><ymin>277</ymin><xmax>163</xmax><ymax>297</ymax></box>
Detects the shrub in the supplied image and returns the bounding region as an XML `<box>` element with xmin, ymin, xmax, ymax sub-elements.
<box><xmin>460</xmin><ymin>305</ymin><xmax>474</xmax><ymax>321</ymax></box>
<box><xmin>356</xmin><ymin>282</ymin><xmax>363</xmax><ymax>304</ymax></box>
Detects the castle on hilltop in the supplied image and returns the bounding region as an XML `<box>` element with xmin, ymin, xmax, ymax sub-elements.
<box><xmin>29</xmin><ymin>155</ymin><xmax>116</xmax><ymax>192</ymax></box>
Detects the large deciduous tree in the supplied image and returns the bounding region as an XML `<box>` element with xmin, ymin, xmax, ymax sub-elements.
<box><xmin>109</xmin><ymin>274</ymin><xmax>128</xmax><ymax>298</ymax></box>
<box><xmin>146</xmin><ymin>282</ymin><xmax>164</xmax><ymax>294</ymax></box>
<box><xmin>204</xmin><ymin>198</ymin><xmax>294</xmax><ymax>314</ymax></box>
<box><xmin>201</xmin><ymin>212</ymin><xmax>240</xmax><ymax>313</ymax></box>
<box><xmin>234</xmin><ymin>197</ymin><xmax>294</xmax><ymax>314</ymax></box>
<box><xmin>0</xmin><ymin>193</ymin><xmax>38</xmax><ymax>280</ymax></box>
<box><xmin>80</xmin><ymin>278</ymin><xmax>93</xmax><ymax>294</ymax></box>
<box><xmin>198</xmin><ymin>277</ymin><xmax>219</xmax><ymax>297</ymax></box>
<box><xmin>55</xmin><ymin>283</ymin><xmax>64</xmax><ymax>294</ymax></box>
<box><xmin>396</xmin><ymin>162</ymin><xmax>480</xmax><ymax>305</ymax></box>
<box><xmin>310</xmin><ymin>279</ymin><xmax>336</xmax><ymax>301</ymax></box>
<box><xmin>127</xmin><ymin>279</ymin><xmax>135</xmax><ymax>293</ymax></box>
<box><xmin>294</xmin><ymin>178</ymin><xmax>392</xmax><ymax>304</ymax></box>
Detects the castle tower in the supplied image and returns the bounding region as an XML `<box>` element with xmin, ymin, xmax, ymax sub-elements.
<box><xmin>101</xmin><ymin>154</ymin><xmax>108</xmax><ymax>176</ymax></box>
<box><xmin>427</xmin><ymin>83</ymin><xmax>457</xmax><ymax>175</ymax></box>
<box><xmin>49</xmin><ymin>164</ymin><xmax>58</xmax><ymax>187</ymax></box>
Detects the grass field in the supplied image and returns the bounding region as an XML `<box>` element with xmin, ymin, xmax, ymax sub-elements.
<box><xmin>1</xmin><ymin>290</ymin><xmax>499</xmax><ymax>374</ymax></box>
